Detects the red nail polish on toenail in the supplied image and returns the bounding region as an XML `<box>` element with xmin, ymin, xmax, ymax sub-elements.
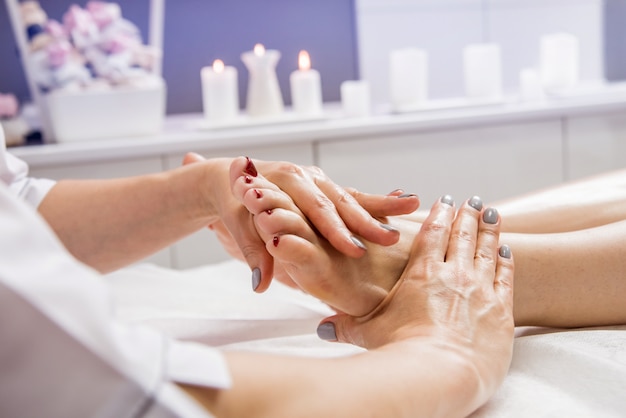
<box><xmin>265</xmin><ymin>209</ymin><xmax>273</xmax><ymax>215</ymax></box>
<box><xmin>273</xmin><ymin>236</ymin><xmax>280</xmax><ymax>247</ymax></box>
<box><xmin>244</xmin><ymin>175</ymin><xmax>253</xmax><ymax>184</ymax></box>
<box><xmin>254</xmin><ymin>189</ymin><xmax>263</xmax><ymax>198</ymax></box>
<box><xmin>245</xmin><ymin>156</ymin><xmax>258</xmax><ymax>177</ymax></box>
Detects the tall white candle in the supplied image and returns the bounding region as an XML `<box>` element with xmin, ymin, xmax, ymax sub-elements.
<box><xmin>463</xmin><ymin>43</ymin><xmax>502</xmax><ymax>99</ymax></box>
<box><xmin>289</xmin><ymin>50</ymin><xmax>323</xmax><ymax>116</ymax></box>
<box><xmin>340</xmin><ymin>80</ymin><xmax>371</xmax><ymax>117</ymax></box>
<box><xmin>201</xmin><ymin>59</ymin><xmax>239</xmax><ymax>123</ymax></box>
<box><xmin>540</xmin><ymin>33</ymin><xmax>580</xmax><ymax>91</ymax></box>
<box><xmin>241</xmin><ymin>43</ymin><xmax>284</xmax><ymax>117</ymax></box>
<box><xmin>389</xmin><ymin>48</ymin><xmax>428</xmax><ymax>111</ymax></box>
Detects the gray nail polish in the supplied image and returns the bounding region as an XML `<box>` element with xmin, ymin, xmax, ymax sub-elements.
<box><xmin>468</xmin><ymin>196</ymin><xmax>483</xmax><ymax>211</ymax></box>
<box><xmin>251</xmin><ymin>268</ymin><xmax>261</xmax><ymax>291</ymax></box>
<box><xmin>499</xmin><ymin>245</ymin><xmax>511</xmax><ymax>259</ymax></box>
<box><xmin>483</xmin><ymin>208</ymin><xmax>499</xmax><ymax>224</ymax></box>
<box><xmin>317</xmin><ymin>322</ymin><xmax>337</xmax><ymax>341</ymax></box>
<box><xmin>398</xmin><ymin>193</ymin><xmax>416</xmax><ymax>198</ymax></box>
<box><xmin>350</xmin><ymin>235</ymin><xmax>367</xmax><ymax>251</ymax></box>
<box><xmin>380</xmin><ymin>223</ymin><xmax>398</xmax><ymax>232</ymax></box>
<box><xmin>440</xmin><ymin>195</ymin><xmax>454</xmax><ymax>206</ymax></box>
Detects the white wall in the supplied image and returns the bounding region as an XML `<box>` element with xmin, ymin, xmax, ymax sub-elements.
<box><xmin>356</xmin><ymin>0</ymin><xmax>604</xmax><ymax>105</ymax></box>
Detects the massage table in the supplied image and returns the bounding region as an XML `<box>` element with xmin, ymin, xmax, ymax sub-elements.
<box><xmin>107</xmin><ymin>260</ymin><xmax>626</xmax><ymax>417</ymax></box>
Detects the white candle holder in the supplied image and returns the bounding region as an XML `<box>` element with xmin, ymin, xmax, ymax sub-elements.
<box><xmin>241</xmin><ymin>44</ymin><xmax>284</xmax><ymax>118</ymax></box>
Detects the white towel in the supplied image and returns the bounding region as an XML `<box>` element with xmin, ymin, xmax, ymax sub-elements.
<box><xmin>107</xmin><ymin>260</ymin><xmax>626</xmax><ymax>417</ymax></box>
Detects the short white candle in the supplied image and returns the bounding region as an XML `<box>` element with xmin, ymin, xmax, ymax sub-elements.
<box><xmin>289</xmin><ymin>50</ymin><xmax>323</xmax><ymax>116</ymax></box>
<box><xmin>463</xmin><ymin>43</ymin><xmax>502</xmax><ymax>99</ymax></box>
<box><xmin>540</xmin><ymin>33</ymin><xmax>580</xmax><ymax>91</ymax></box>
<box><xmin>201</xmin><ymin>59</ymin><xmax>239</xmax><ymax>123</ymax></box>
<box><xmin>340</xmin><ymin>80</ymin><xmax>371</xmax><ymax>117</ymax></box>
<box><xmin>519</xmin><ymin>68</ymin><xmax>546</xmax><ymax>101</ymax></box>
<box><xmin>389</xmin><ymin>48</ymin><xmax>428</xmax><ymax>111</ymax></box>
<box><xmin>241</xmin><ymin>43</ymin><xmax>284</xmax><ymax>117</ymax></box>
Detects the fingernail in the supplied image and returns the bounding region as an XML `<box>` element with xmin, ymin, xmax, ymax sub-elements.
<box><xmin>388</xmin><ymin>188</ymin><xmax>403</xmax><ymax>195</ymax></box>
<box><xmin>273</xmin><ymin>236</ymin><xmax>280</xmax><ymax>247</ymax></box>
<box><xmin>244</xmin><ymin>156</ymin><xmax>258</xmax><ymax>177</ymax></box>
<box><xmin>499</xmin><ymin>245</ymin><xmax>511</xmax><ymax>259</ymax></box>
<box><xmin>244</xmin><ymin>175</ymin><xmax>253</xmax><ymax>184</ymax></box>
<box><xmin>380</xmin><ymin>222</ymin><xmax>398</xmax><ymax>232</ymax></box>
<box><xmin>468</xmin><ymin>196</ymin><xmax>483</xmax><ymax>211</ymax></box>
<box><xmin>398</xmin><ymin>193</ymin><xmax>416</xmax><ymax>198</ymax></box>
<box><xmin>254</xmin><ymin>189</ymin><xmax>263</xmax><ymax>199</ymax></box>
<box><xmin>251</xmin><ymin>268</ymin><xmax>261</xmax><ymax>291</ymax></box>
<box><xmin>350</xmin><ymin>235</ymin><xmax>367</xmax><ymax>251</ymax></box>
<box><xmin>441</xmin><ymin>195</ymin><xmax>454</xmax><ymax>206</ymax></box>
<box><xmin>317</xmin><ymin>322</ymin><xmax>337</xmax><ymax>341</ymax></box>
<box><xmin>483</xmin><ymin>208</ymin><xmax>499</xmax><ymax>224</ymax></box>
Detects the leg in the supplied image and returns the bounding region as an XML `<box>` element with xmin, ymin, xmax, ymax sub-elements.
<box><xmin>408</xmin><ymin>168</ymin><xmax>626</xmax><ymax>233</ymax></box>
<box><xmin>233</xmin><ymin>165</ymin><xmax>626</xmax><ymax>327</ymax></box>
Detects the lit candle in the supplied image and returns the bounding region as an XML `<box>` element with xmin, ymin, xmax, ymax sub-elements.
<box><xmin>540</xmin><ymin>33</ymin><xmax>580</xmax><ymax>92</ymax></box>
<box><xmin>289</xmin><ymin>50</ymin><xmax>323</xmax><ymax>115</ymax></box>
<box><xmin>389</xmin><ymin>48</ymin><xmax>428</xmax><ymax>111</ymax></box>
<box><xmin>201</xmin><ymin>58</ymin><xmax>239</xmax><ymax>123</ymax></box>
<box><xmin>463</xmin><ymin>43</ymin><xmax>502</xmax><ymax>99</ymax></box>
<box><xmin>241</xmin><ymin>43</ymin><xmax>284</xmax><ymax>117</ymax></box>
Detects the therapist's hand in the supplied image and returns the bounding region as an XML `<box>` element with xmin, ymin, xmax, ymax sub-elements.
<box><xmin>183</xmin><ymin>153</ymin><xmax>419</xmax><ymax>292</ymax></box>
<box><xmin>324</xmin><ymin>198</ymin><xmax>515</xmax><ymax>402</ymax></box>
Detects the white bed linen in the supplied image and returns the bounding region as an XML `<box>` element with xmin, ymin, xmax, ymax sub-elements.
<box><xmin>107</xmin><ymin>260</ymin><xmax>626</xmax><ymax>417</ymax></box>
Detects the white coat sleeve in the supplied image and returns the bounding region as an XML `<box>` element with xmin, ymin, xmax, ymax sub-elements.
<box><xmin>0</xmin><ymin>125</ymin><xmax>55</xmax><ymax>207</ymax></box>
<box><xmin>0</xmin><ymin>183</ymin><xmax>231</xmax><ymax>418</ymax></box>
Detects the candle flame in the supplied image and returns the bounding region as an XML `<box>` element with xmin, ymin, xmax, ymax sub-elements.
<box><xmin>254</xmin><ymin>43</ymin><xmax>265</xmax><ymax>56</ymax></box>
<box><xmin>298</xmin><ymin>50</ymin><xmax>311</xmax><ymax>71</ymax></box>
<box><xmin>213</xmin><ymin>59</ymin><xmax>225</xmax><ymax>73</ymax></box>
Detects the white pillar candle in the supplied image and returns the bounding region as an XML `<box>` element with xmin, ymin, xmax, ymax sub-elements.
<box><xmin>241</xmin><ymin>43</ymin><xmax>284</xmax><ymax>117</ymax></box>
<box><xmin>289</xmin><ymin>50</ymin><xmax>323</xmax><ymax>116</ymax></box>
<box><xmin>463</xmin><ymin>43</ymin><xmax>503</xmax><ymax>100</ymax></box>
<box><xmin>389</xmin><ymin>48</ymin><xmax>428</xmax><ymax>110</ymax></box>
<box><xmin>519</xmin><ymin>68</ymin><xmax>546</xmax><ymax>101</ymax></box>
<box><xmin>201</xmin><ymin>59</ymin><xmax>239</xmax><ymax>123</ymax></box>
<box><xmin>340</xmin><ymin>80</ymin><xmax>371</xmax><ymax>117</ymax></box>
<box><xmin>540</xmin><ymin>33</ymin><xmax>580</xmax><ymax>91</ymax></box>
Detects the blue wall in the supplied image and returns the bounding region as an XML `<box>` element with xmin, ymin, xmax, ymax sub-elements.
<box><xmin>0</xmin><ymin>0</ymin><xmax>359</xmax><ymax>114</ymax></box>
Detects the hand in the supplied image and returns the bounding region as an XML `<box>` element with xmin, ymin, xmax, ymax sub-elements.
<box><xmin>325</xmin><ymin>197</ymin><xmax>515</xmax><ymax>397</ymax></box>
<box><xmin>184</xmin><ymin>153</ymin><xmax>420</xmax><ymax>292</ymax></box>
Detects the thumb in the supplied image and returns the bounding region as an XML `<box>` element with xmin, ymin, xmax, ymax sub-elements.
<box><xmin>182</xmin><ymin>152</ymin><xmax>206</xmax><ymax>165</ymax></box>
<box><xmin>224</xmin><ymin>209</ymin><xmax>276</xmax><ymax>293</ymax></box>
<box><xmin>316</xmin><ymin>313</ymin><xmax>365</xmax><ymax>347</ymax></box>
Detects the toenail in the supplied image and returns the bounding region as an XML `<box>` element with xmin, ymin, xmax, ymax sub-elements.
<box><xmin>244</xmin><ymin>156</ymin><xmax>258</xmax><ymax>177</ymax></box>
<box><xmin>273</xmin><ymin>236</ymin><xmax>280</xmax><ymax>247</ymax></box>
<box><xmin>244</xmin><ymin>175</ymin><xmax>253</xmax><ymax>184</ymax></box>
<box><xmin>254</xmin><ymin>189</ymin><xmax>263</xmax><ymax>199</ymax></box>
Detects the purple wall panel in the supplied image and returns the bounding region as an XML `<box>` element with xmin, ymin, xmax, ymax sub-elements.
<box><xmin>0</xmin><ymin>0</ymin><xmax>358</xmax><ymax>114</ymax></box>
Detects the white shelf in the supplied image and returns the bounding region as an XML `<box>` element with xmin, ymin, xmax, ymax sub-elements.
<box><xmin>12</xmin><ymin>84</ymin><xmax>626</xmax><ymax>167</ymax></box>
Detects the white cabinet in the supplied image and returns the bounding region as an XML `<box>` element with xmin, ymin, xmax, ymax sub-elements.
<box><xmin>566</xmin><ymin>111</ymin><xmax>626</xmax><ymax>180</ymax></box>
<box><xmin>317</xmin><ymin>120</ymin><xmax>563</xmax><ymax>207</ymax></box>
